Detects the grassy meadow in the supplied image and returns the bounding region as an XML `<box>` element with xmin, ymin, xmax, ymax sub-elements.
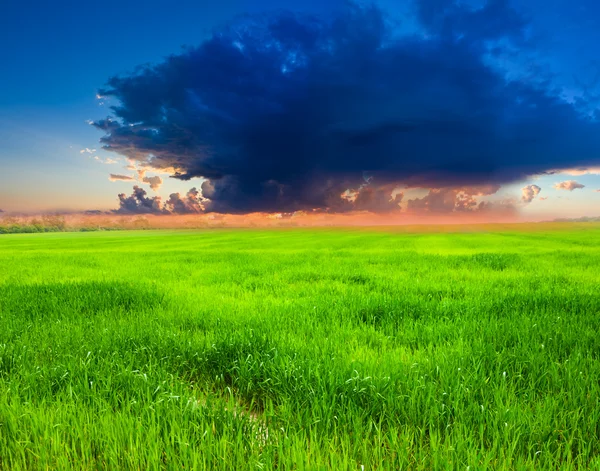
<box><xmin>1</xmin><ymin>224</ymin><xmax>599</xmax><ymax>470</ymax></box>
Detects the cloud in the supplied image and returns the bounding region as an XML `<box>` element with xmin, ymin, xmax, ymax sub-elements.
<box><xmin>521</xmin><ymin>184</ymin><xmax>541</xmax><ymax>203</ymax></box>
<box><xmin>115</xmin><ymin>186</ymin><xmax>204</xmax><ymax>214</ymax></box>
<box><xmin>94</xmin><ymin>1</ymin><xmax>600</xmax><ymax>214</ymax></box>
<box><xmin>109</xmin><ymin>170</ymin><xmax>162</xmax><ymax>190</ymax></box>
<box><xmin>142</xmin><ymin>175</ymin><xmax>163</xmax><ymax>191</ymax></box>
<box><xmin>553</xmin><ymin>180</ymin><xmax>585</xmax><ymax>191</ymax></box>
<box><xmin>406</xmin><ymin>185</ymin><xmax>505</xmax><ymax>213</ymax></box>
<box><xmin>545</xmin><ymin>167</ymin><xmax>600</xmax><ymax>176</ymax></box>
<box><xmin>352</xmin><ymin>186</ymin><xmax>403</xmax><ymax>213</ymax></box>
<box><xmin>116</xmin><ymin>186</ymin><xmax>165</xmax><ymax>214</ymax></box>
<box><xmin>93</xmin><ymin>155</ymin><xmax>119</xmax><ymax>165</ymax></box>
<box><xmin>539</xmin><ymin>196</ymin><xmax>548</xmax><ymax>201</ymax></box>
<box><xmin>164</xmin><ymin>188</ymin><xmax>205</xmax><ymax>213</ymax></box>
<box><xmin>109</xmin><ymin>173</ymin><xmax>135</xmax><ymax>182</ymax></box>
<box><xmin>80</xmin><ymin>148</ymin><xmax>96</xmax><ymax>154</ymax></box>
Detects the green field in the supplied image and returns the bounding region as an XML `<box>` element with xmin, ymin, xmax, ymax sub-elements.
<box><xmin>1</xmin><ymin>225</ymin><xmax>599</xmax><ymax>470</ymax></box>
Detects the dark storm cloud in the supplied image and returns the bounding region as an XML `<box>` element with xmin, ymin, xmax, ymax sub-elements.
<box><xmin>353</xmin><ymin>186</ymin><xmax>403</xmax><ymax>212</ymax></box>
<box><xmin>95</xmin><ymin>0</ymin><xmax>600</xmax><ymax>214</ymax></box>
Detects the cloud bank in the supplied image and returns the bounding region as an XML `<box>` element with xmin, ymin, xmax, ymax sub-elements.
<box><xmin>94</xmin><ymin>0</ymin><xmax>600</xmax><ymax>214</ymax></box>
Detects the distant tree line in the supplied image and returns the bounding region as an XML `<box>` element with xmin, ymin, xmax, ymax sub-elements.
<box><xmin>552</xmin><ymin>216</ymin><xmax>600</xmax><ymax>223</ymax></box>
<box><xmin>0</xmin><ymin>215</ymin><xmax>123</xmax><ymax>234</ymax></box>
<box><xmin>0</xmin><ymin>214</ymin><xmax>213</xmax><ymax>234</ymax></box>
<box><xmin>0</xmin><ymin>215</ymin><xmax>66</xmax><ymax>234</ymax></box>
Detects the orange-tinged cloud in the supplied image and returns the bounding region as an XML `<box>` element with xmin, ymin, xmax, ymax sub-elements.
<box><xmin>109</xmin><ymin>174</ymin><xmax>135</xmax><ymax>182</ymax></box>
<box><xmin>547</xmin><ymin>167</ymin><xmax>600</xmax><ymax>176</ymax></box>
<box><xmin>553</xmin><ymin>180</ymin><xmax>585</xmax><ymax>191</ymax></box>
<box><xmin>142</xmin><ymin>175</ymin><xmax>163</xmax><ymax>191</ymax></box>
<box><xmin>521</xmin><ymin>184</ymin><xmax>541</xmax><ymax>203</ymax></box>
<box><xmin>109</xmin><ymin>169</ymin><xmax>163</xmax><ymax>191</ymax></box>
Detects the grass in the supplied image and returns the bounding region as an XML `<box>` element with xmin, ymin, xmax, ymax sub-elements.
<box><xmin>1</xmin><ymin>224</ymin><xmax>599</xmax><ymax>470</ymax></box>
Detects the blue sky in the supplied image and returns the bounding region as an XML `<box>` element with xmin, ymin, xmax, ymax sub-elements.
<box><xmin>0</xmin><ymin>0</ymin><xmax>599</xmax><ymax>217</ymax></box>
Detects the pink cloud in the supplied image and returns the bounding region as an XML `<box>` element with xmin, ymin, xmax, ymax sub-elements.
<box><xmin>109</xmin><ymin>174</ymin><xmax>135</xmax><ymax>182</ymax></box>
<box><xmin>521</xmin><ymin>184</ymin><xmax>541</xmax><ymax>203</ymax></box>
<box><xmin>553</xmin><ymin>180</ymin><xmax>585</xmax><ymax>191</ymax></box>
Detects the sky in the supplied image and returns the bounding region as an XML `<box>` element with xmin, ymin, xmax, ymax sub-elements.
<box><xmin>0</xmin><ymin>0</ymin><xmax>599</xmax><ymax>219</ymax></box>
